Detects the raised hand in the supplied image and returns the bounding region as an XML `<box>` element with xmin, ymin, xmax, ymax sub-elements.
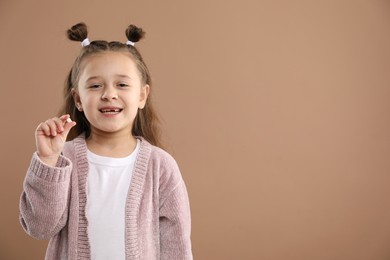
<box><xmin>35</xmin><ymin>114</ymin><xmax>76</xmax><ymax>167</ymax></box>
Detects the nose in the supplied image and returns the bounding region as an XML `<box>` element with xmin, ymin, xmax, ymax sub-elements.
<box><xmin>101</xmin><ymin>86</ymin><xmax>118</xmax><ymax>100</ymax></box>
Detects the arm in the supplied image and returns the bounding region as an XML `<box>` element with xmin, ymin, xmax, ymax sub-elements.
<box><xmin>19</xmin><ymin>114</ymin><xmax>76</xmax><ymax>240</ymax></box>
<box><xmin>160</xmin><ymin>180</ymin><xmax>193</xmax><ymax>260</ymax></box>
<box><xmin>19</xmin><ymin>153</ymin><xmax>72</xmax><ymax>240</ymax></box>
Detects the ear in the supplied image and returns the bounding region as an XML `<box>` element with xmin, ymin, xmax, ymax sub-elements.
<box><xmin>139</xmin><ymin>84</ymin><xmax>150</xmax><ymax>109</ymax></box>
<box><xmin>71</xmin><ymin>88</ymin><xmax>83</xmax><ymax>111</ymax></box>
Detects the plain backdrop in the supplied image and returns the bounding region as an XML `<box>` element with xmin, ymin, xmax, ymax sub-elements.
<box><xmin>1</xmin><ymin>0</ymin><xmax>390</xmax><ymax>259</ymax></box>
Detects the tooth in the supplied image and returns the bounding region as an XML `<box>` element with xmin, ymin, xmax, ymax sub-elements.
<box><xmin>100</xmin><ymin>108</ymin><xmax>121</xmax><ymax>113</ymax></box>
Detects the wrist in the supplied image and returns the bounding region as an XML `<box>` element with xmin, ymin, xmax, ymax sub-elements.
<box><xmin>37</xmin><ymin>153</ymin><xmax>60</xmax><ymax>167</ymax></box>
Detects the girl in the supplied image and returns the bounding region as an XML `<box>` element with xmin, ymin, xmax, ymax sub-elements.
<box><xmin>19</xmin><ymin>22</ymin><xmax>192</xmax><ymax>260</ymax></box>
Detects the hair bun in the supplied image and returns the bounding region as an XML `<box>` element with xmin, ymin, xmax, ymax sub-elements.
<box><xmin>67</xmin><ymin>22</ymin><xmax>88</xmax><ymax>42</ymax></box>
<box><xmin>125</xmin><ymin>25</ymin><xmax>145</xmax><ymax>43</ymax></box>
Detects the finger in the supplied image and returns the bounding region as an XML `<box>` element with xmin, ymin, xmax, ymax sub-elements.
<box><xmin>59</xmin><ymin>114</ymin><xmax>70</xmax><ymax>122</ymax></box>
<box><xmin>52</xmin><ymin>117</ymin><xmax>65</xmax><ymax>133</ymax></box>
<box><xmin>45</xmin><ymin>119</ymin><xmax>60</xmax><ymax>136</ymax></box>
<box><xmin>60</xmin><ymin>114</ymin><xmax>75</xmax><ymax>128</ymax></box>
<box><xmin>62</xmin><ymin>120</ymin><xmax>76</xmax><ymax>137</ymax></box>
<box><xmin>37</xmin><ymin>122</ymin><xmax>51</xmax><ymax>136</ymax></box>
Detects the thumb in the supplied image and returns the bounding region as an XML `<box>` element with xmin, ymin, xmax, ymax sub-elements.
<box><xmin>63</xmin><ymin>120</ymin><xmax>77</xmax><ymax>136</ymax></box>
<box><xmin>60</xmin><ymin>115</ymin><xmax>77</xmax><ymax>138</ymax></box>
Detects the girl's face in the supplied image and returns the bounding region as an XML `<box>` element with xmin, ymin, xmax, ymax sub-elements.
<box><xmin>73</xmin><ymin>51</ymin><xmax>149</xmax><ymax>137</ymax></box>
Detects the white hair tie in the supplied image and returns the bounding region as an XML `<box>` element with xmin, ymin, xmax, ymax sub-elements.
<box><xmin>81</xmin><ymin>38</ymin><xmax>90</xmax><ymax>47</ymax></box>
<box><xmin>126</xmin><ymin>40</ymin><xmax>135</xmax><ymax>46</ymax></box>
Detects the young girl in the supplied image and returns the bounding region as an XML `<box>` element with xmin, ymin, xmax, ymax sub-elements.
<box><xmin>19</xmin><ymin>22</ymin><xmax>192</xmax><ymax>260</ymax></box>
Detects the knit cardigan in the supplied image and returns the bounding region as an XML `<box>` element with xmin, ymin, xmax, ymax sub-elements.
<box><xmin>19</xmin><ymin>135</ymin><xmax>192</xmax><ymax>260</ymax></box>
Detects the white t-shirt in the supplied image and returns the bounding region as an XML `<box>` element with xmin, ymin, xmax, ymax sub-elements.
<box><xmin>86</xmin><ymin>140</ymin><xmax>140</xmax><ymax>260</ymax></box>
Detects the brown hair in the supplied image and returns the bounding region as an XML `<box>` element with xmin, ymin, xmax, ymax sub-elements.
<box><xmin>59</xmin><ymin>22</ymin><xmax>163</xmax><ymax>148</ymax></box>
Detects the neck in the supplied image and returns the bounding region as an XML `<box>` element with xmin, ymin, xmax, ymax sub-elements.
<box><xmin>86</xmin><ymin>130</ymin><xmax>137</xmax><ymax>158</ymax></box>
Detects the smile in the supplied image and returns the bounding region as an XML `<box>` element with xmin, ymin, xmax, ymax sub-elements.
<box><xmin>99</xmin><ymin>108</ymin><xmax>123</xmax><ymax>114</ymax></box>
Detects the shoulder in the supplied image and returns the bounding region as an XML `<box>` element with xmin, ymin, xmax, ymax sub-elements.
<box><xmin>138</xmin><ymin>137</ymin><xmax>179</xmax><ymax>170</ymax></box>
<box><xmin>137</xmin><ymin>137</ymin><xmax>183</xmax><ymax>188</ymax></box>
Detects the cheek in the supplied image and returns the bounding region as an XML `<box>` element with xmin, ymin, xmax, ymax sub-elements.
<box><xmin>79</xmin><ymin>91</ymin><xmax>97</xmax><ymax>104</ymax></box>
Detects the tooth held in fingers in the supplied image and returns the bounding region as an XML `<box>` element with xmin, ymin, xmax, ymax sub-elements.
<box><xmin>66</xmin><ymin>117</ymin><xmax>72</xmax><ymax>123</ymax></box>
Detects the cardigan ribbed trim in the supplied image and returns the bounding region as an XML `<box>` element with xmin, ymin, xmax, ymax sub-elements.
<box><xmin>125</xmin><ymin>138</ymin><xmax>152</xmax><ymax>259</ymax></box>
<box><xmin>73</xmin><ymin>136</ymin><xmax>90</xmax><ymax>259</ymax></box>
<box><xmin>29</xmin><ymin>153</ymin><xmax>70</xmax><ymax>182</ymax></box>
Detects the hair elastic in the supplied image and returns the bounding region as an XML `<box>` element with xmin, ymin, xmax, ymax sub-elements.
<box><xmin>81</xmin><ymin>38</ymin><xmax>90</xmax><ymax>47</ymax></box>
<box><xmin>126</xmin><ymin>40</ymin><xmax>135</xmax><ymax>46</ymax></box>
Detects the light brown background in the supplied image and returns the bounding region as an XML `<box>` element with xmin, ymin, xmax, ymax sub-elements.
<box><xmin>1</xmin><ymin>0</ymin><xmax>390</xmax><ymax>259</ymax></box>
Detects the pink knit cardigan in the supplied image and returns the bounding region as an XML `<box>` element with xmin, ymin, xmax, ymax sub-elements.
<box><xmin>19</xmin><ymin>135</ymin><xmax>192</xmax><ymax>260</ymax></box>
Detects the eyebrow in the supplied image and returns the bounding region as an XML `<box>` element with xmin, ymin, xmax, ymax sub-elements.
<box><xmin>85</xmin><ymin>75</ymin><xmax>134</xmax><ymax>82</ymax></box>
<box><xmin>116</xmin><ymin>74</ymin><xmax>134</xmax><ymax>80</ymax></box>
<box><xmin>85</xmin><ymin>76</ymin><xmax>100</xmax><ymax>82</ymax></box>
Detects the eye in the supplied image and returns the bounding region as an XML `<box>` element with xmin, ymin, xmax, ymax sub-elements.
<box><xmin>118</xmin><ymin>83</ymin><xmax>129</xmax><ymax>88</ymax></box>
<box><xmin>89</xmin><ymin>84</ymin><xmax>101</xmax><ymax>89</ymax></box>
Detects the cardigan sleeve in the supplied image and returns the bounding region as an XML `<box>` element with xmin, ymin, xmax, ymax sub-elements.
<box><xmin>159</xmin><ymin>179</ymin><xmax>193</xmax><ymax>260</ymax></box>
<box><xmin>19</xmin><ymin>152</ymin><xmax>72</xmax><ymax>240</ymax></box>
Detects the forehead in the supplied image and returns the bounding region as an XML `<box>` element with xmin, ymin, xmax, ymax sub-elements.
<box><xmin>79</xmin><ymin>51</ymin><xmax>140</xmax><ymax>79</ymax></box>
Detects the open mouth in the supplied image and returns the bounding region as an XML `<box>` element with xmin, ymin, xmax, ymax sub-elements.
<box><xmin>99</xmin><ymin>108</ymin><xmax>123</xmax><ymax>114</ymax></box>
